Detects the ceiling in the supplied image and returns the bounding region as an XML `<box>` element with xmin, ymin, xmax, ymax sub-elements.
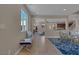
<box><xmin>27</xmin><ymin>4</ymin><xmax>79</xmax><ymax>16</ymax></box>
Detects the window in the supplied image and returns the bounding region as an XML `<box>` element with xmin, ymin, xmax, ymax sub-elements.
<box><xmin>20</xmin><ymin>9</ymin><xmax>28</xmax><ymax>32</ymax></box>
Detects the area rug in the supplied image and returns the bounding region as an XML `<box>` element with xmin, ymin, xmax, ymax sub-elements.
<box><xmin>48</xmin><ymin>38</ymin><xmax>79</xmax><ymax>55</ymax></box>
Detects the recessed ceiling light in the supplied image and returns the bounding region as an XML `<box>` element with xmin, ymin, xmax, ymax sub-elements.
<box><xmin>64</xmin><ymin>9</ymin><xmax>67</xmax><ymax>11</ymax></box>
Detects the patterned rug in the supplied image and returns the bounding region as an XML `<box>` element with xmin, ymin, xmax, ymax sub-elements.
<box><xmin>49</xmin><ymin>38</ymin><xmax>79</xmax><ymax>55</ymax></box>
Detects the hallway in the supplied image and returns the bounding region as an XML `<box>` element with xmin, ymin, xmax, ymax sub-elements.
<box><xmin>19</xmin><ymin>34</ymin><xmax>62</xmax><ymax>55</ymax></box>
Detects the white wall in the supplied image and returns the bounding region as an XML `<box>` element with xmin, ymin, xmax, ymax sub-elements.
<box><xmin>0</xmin><ymin>5</ymin><xmax>27</xmax><ymax>54</ymax></box>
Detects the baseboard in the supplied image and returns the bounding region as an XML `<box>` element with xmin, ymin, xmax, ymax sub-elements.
<box><xmin>14</xmin><ymin>46</ymin><xmax>24</xmax><ymax>55</ymax></box>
